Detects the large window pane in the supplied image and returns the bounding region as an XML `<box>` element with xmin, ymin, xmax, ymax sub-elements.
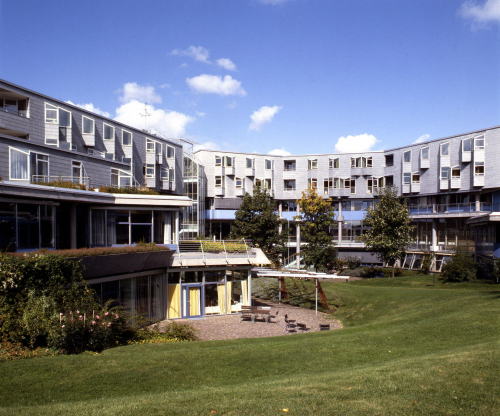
<box><xmin>0</xmin><ymin>202</ymin><xmax>16</xmax><ymax>251</ymax></box>
<box><xmin>17</xmin><ymin>204</ymin><xmax>39</xmax><ymax>249</ymax></box>
<box><xmin>9</xmin><ymin>148</ymin><xmax>29</xmax><ymax>180</ymax></box>
<box><xmin>135</xmin><ymin>276</ymin><xmax>149</xmax><ymax>320</ymax></box>
<box><xmin>40</xmin><ymin>205</ymin><xmax>54</xmax><ymax>248</ymax></box>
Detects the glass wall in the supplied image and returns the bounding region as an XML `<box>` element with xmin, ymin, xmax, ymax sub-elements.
<box><xmin>0</xmin><ymin>201</ymin><xmax>55</xmax><ymax>251</ymax></box>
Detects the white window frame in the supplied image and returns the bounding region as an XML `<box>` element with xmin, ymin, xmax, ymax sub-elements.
<box><xmin>122</xmin><ymin>130</ymin><xmax>132</xmax><ymax>146</ymax></box>
<box><xmin>411</xmin><ymin>173</ymin><xmax>420</xmax><ymax>184</ymax></box>
<box><xmin>215</xmin><ymin>176</ymin><xmax>224</xmax><ymax>187</ymax></box>
<box><xmin>329</xmin><ymin>158</ymin><xmax>339</xmax><ymax>169</ymax></box>
<box><xmin>420</xmin><ymin>146</ymin><xmax>429</xmax><ymax>161</ymax></box>
<box><xmin>308</xmin><ymin>159</ymin><xmax>318</xmax><ymax>170</ymax></box>
<box><xmin>474</xmin><ymin>162</ymin><xmax>485</xmax><ymax>176</ymax></box>
<box><xmin>403</xmin><ymin>172</ymin><xmax>411</xmax><ymax>185</ymax></box>
<box><xmin>8</xmin><ymin>147</ymin><xmax>30</xmax><ymax>180</ymax></box>
<box><xmin>215</xmin><ymin>155</ymin><xmax>222</xmax><ymax>166</ymax></box>
<box><xmin>72</xmin><ymin>160</ymin><xmax>84</xmax><ymax>184</ymax></box>
<box><xmin>160</xmin><ymin>167</ymin><xmax>169</xmax><ymax>180</ymax></box>
<box><xmin>235</xmin><ymin>177</ymin><xmax>243</xmax><ymax>188</ymax></box>
<box><xmin>403</xmin><ymin>151</ymin><xmax>411</xmax><ymax>163</ymax></box>
<box><xmin>167</xmin><ymin>145</ymin><xmax>175</xmax><ymax>158</ymax></box>
<box><xmin>474</xmin><ymin>136</ymin><xmax>485</xmax><ymax>150</ymax></box>
<box><xmin>30</xmin><ymin>151</ymin><xmax>49</xmax><ymax>180</ymax></box>
<box><xmin>462</xmin><ymin>138</ymin><xmax>472</xmax><ymax>153</ymax></box>
<box><xmin>440</xmin><ymin>142</ymin><xmax>449</xmax><ymax>156</ymax></box>
<box><xmin>451</xmin><ymin>166</ymin><xmax>461</xmax><ymax>178</ymax></box>
<box><xmin>308</xmin><ymin>178</ymin><xmax>318</xmax><ymax>190</ymax></box>
<box><xmin>44</xmin><ymin>103</ymin><xmax>59</xmax><ymax>124</ymax></box>
<box><xmin>103</xmin><ymin>123</ymin><xmax>115</xmax><ymax>141</ymax></box>
<box><xmin>58</xmin><ymin>108</ymin><xmax>72</xmax><ymax>128</ymax></box>
<box><xmin>246</xmin><ymin>158</ymin><xmax>254</xmax><ymax>169</ymax></box>
<box><xmin>440</xmin><ymin>166</ymin><xmax>450</xmax><ymax>180</ymax></box>
<box><xmin>265</xmin><ymin>159</ymin><xmax>272</xmax><ymax>170</ymax></box>
<box><xmin>145</xmin><ymin>164</ymin><xmax>155</xmax><ymax>178</ymax></box>
<box><xmin>284</xmin><ymin>179</ymin><xmax>296</xmax><ymax>191</ymax></box>
<box><xmin>82</xmin><ymin>116</ymin><xmax>95</xmax><ymax>135</ymax></box>
<box><xmin>146</xmin><ymin>139</ymin><xmax>156</xmax><ymax>153</ymax></box>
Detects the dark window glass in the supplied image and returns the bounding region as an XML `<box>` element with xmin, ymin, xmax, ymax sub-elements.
<box><xmin>0</xmin><ymin>202</ymin><xmax>16</xmax><ymax>251</ymax></box>
<box><xmin>17</xmin><ymin>204</ymin><xmax>39</xmax><ymax>249</ymax></box>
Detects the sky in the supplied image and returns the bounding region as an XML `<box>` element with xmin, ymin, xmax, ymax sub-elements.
<box><xmin>1</xmin><ymin>0</ymin><xmax>499</xmax><ymax>155</ymax></box>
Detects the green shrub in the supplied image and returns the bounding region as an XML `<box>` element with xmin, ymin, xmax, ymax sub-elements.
<box><xmin>382</xmin><ymin>267</ymin><xmax>403</xmax><ymax>277</ymax></box>
<box><xmin>98</xmin><ymin>186</ymin><xmax>159</xmax><ymax>195</ymax></box>
<box><xmin>361</xmin><ymin>267</ymin><xmax>385</xmax><ymax>278</ymax></box>
<box><xmin>421</xmin><ymin>253</ymin><xmax>433</xmax><ymax>275</ymax></box>
<box><xmin>161</xmin><ymin>321</ymin><xmax>198</xmax><ymax>341</ymax></box>
<box><xmin>20</xmin><ymin>291</ymin><xmax>58</xmax><ymax>348</ymax></box>
<box><xmin>441</xmin><ymin>251</ymin><xmax>477</xmax><ymax>282</ymax></box>
<box><xmin>345</xmin><ymin>257</ymin><xmax>361</xmax><ymax>269</ymax></box>
<box><xmin>200</xmin><ymin>240</ymin><xmax>247</xmax><ymax>253</ymax></box>
<box><xmin>34</xmin><ymin>180</ymin><xmax>87</xmax><ymax>190</ymax></box>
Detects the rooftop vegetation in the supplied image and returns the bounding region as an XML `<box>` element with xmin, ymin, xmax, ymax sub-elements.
<box><xmin>10</xmin><ymin>244</ymin><xmax>170</xmax><ymax>258</ymax></box>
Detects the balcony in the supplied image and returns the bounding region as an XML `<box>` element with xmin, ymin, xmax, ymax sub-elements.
<box><xmin>245</xmin><ymin>167</ymin><xmax>255</xmax><ymax>177</ymax></box>
<box><xmin>473</xmin><ymin>174</ymin><xmax>485</xmax><ymax>187</ymax></box>
<box><xmin>235</xmin><ymin>187</ymin><xmax>245</xmax><ymax>196</ymax></box>
<box><xmin>214</xmin><ymin>186</ymin><xmax>224</xmax><ymax>196</ymax></box>
<box><xmin>408</xmin><ymin>202</ymin><xmax>491</xmax><ymax>216</ymax></box>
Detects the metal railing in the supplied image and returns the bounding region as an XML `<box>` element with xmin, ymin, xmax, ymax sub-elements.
<box><xmin>176</xmin><ymin>239</ymin><xmax>254</xmax><ymax>265</ymax></box>
<box><xmin>408</xmin><ymin>202</ymin><xmax>492</xmax><ymax>215</ymax></box>
<box><xmin>1</xmin><ymin>106</ymin><xmax>28</xmax><ymax>118</ymax></box>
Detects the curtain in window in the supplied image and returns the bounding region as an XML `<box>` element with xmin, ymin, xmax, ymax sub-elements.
<box><xmin>91</xmin><ymin>210</ymin><xmax>106</xmax><ymax>247</ymax></box>
<box><xmin>217</xmin><ymin>284</ymin><xmax>226</xmax><ymax>315</ymax></box>
<box><xmin>10</xmin><ymin>148</ymin><xmax>28</xmax><ymax>180</ymax></box>
<box><xmin>241</xmin><ymin>279</ymin><xmax>249</xmax><ymax>306</ymax></box>
<box><xmin>167</xmin><ymin>284</ymin><xmax>181</xmax><ymax>319</ymax></box>
<box><xmin>225</xmin><ymin>281</ymin><xmax>232</xmax><ymax>314</ymax></box>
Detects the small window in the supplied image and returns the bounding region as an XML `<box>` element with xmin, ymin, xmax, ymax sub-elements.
<box><xmin>45</xmin><ymin>103</ymin><xmax>58</xmax><ymax>124</ymax></box>
<box><xmin>284</xmin><ymin>160</ymin><xmax>296</xmax><ymax>171</ymax></box>
<box><xmin>366</xmin><ymin>157</ymin><xmax>373</xmax><ymax>167</ymax></box>
<box><xmin>103</xmin><ymin>124</ymin><xmax>114</xmax><ymax>141</ymax></box>
<box><xmin>122</xmin><ymin>130</ymin><xmax>132</xmax><ymax>146</ymax></box>
<box><xmin>474</xmin><ymin>162</ymin><xmax>484</xmax><ymax>175</ymax></box>
<box><xmin>412</xmin><ymin>173</ymin><xmax>420</xmax><ymax>183</ymax></box>
<box><xmin>308</xmin><ymin>178</ymin><xmax>317</xmax><ymax>190</ymax></box>
<box><xmin>215</xmin><ymin>155</ymin><xmax>222</xmax><ymax>166</ymax></box>
<box><xmin>403</xmin><ymin>151</ymin><xmax>411</xmax><ymax>163</ymax></box>
<box><xmin>9</xmin><ymin>148</ymin><xmax>29</xmax><ymax>180</ymax></box>
<box><xmin>284</xmin><ymin>179</ymin><xmax>296</xmax><ymax>191</ymax></box>
<box><xmin>385</xmin><ymin>154</ymin><xmax>394</xmax><ymax>167</ymax></box>
<box><xmin>265</xmin><ymin>159</ymin><xmax>272</xmax><ymax>170</ymax></box>
<box><xmin>167</xmin><ymin>145</ymin><xmax>175</xmax><ymax>158</ymax></box>
<box><xmin>462</xmin><ymin>138</ymin><xmax>472</xmax><ymax>152</ymax></box>
<box><xmin>145</xmin><ymin>164</ymin><xmax>155</xmax><ymax>178</ymax></box>
<box><xmin>169</xmin><ymin>169</ymin><xmax>175</xmax><ymax>182</ymax></box>
<box><xmin>72</xmin><ymin>161</ymin><xmax>83</xmax><ymax>183</ymax></box>
<box><xmin>82</xmin><ymin>116</ymin><xmax>95</xmax><ymax>134</ymax></box>
<box><xmin>160</xmin><ymin>167</ymin><xmax>169</xmax><ymax>180</ymax></box>
<box><xmin>329</xmin><ymin>158</ymin><xmax>339</xmax><ymax>169</ymax></box>
<box><xmin>225</xmin><ymin>156</ymin><xmax>233</xmax><ymax>167</ymax></box>
<box><xmin>474</xmin><ymin>136</ymin><xmax>485</xmax><ymax>150</ymax></box>
<box><xmin>308</xmin><ymin>159</ymin><xmax>318</xmax><ymax>170</ymax></box>
<box><xmin>385</xmin><ymin>175</ymin><xmax>394</xmax><ymax>187</ymax></box>
<box><xmin>440</xmin><ymin>142</ymin><xmax>449</xmax><ymax>156</ymax></box>
<box><xmin>324</xmin><ymin>178</ymin><xmax>333</xmax><ymax>193</ymax></box>
<box><xmin>215</xmin><ymin>176</ymin><xmax>223</xmax><ymax>187</ymax></box>
<box><xmin>403</xmin><ymin>172</ymin><xmax>411</xmax><ymax>185</ymax></box>
<box><xmin>441</xmin><ymin>166</ymin><xmax>450</xmax><ymax>179</ymax></box>
<box><xmin>421</xmin><ymin>146</ymin><xmax>429</xmax><ymax>160</ymax></box>
<box><xmin>146</xmin><ymin>139</ymin><xmax>155</xmax><ymax>153</ymax></box>
<box><xmin>451</xmin><ymin>167</ymin><xmax>461</xmax><ymax>178</ymax></box>
<box><xmin>344</xmin><ymin>179</ymin><xmax>351</xmax><ymax>189</ymax></box>
<box><xmin>235</xmin><ymin>177</ymin><xmax>243</xmax><ymax>188</ymax></box>
<box><xmin>246</xmin><ymin>158</ymin><xmax>254</xmax><ymax>169</ymax></box>
<box><xmin>59</xmin><ymin>108</ymin><xmax>71</xmax><ymax>127</ymax></box>
<box><xmin>155</xmin><ymin>142</ymin><xmax>162</xmax><ymax>155</ymax></box>
<box><xmin>264</xmin><ymin>178</ymin><xmax>272</xmax><ymax>190</ymax></box>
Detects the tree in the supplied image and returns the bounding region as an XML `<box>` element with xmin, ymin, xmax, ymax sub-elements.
<box><xmin>231</xmin><ymin>186</ymin><xmax>286</xmax><ymax>266</ymax></box>
<box><xmin>360</xmin><ymin>187</ymin><xmax>413</xmax><ymax>277</ymax></box>
<box><xmin>297</xmin><ymin>188</ymin><xmax>337</xmax><ymax>272</ymax></box>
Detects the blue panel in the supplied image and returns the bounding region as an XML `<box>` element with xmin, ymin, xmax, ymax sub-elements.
<box><xmin>280</xmin><ymin>211</ymin><xmax>296</xmax><ymax>221</ymax></box>
<box><xmin>207</xmin><ymin>209</ymin><xmax>367</xmax><ymax>221</ymax></box>
<box><xmin>493</xmin><ymin>191</ymin><xmax>500</xmax><ymax>211</ymax></box>
<box><xmin>206</xmin><ymin>209</ymin><xmax>237</xmax><ymax>220</ymax></box>
<box><xmin>342</xmin><ymin>211</ymin><xmax>367</xmax><ymax>221</ymax></box>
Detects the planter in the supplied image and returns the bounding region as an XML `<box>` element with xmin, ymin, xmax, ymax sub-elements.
<box><xmin>79</xmin><ymin>250</ymin><xmax>173</xmax><ymax>280</ymax></box>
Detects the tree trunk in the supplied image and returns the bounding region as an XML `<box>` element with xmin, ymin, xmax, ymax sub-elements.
<box><xmin>392</xmin><ymin>266</ymin><xmax>395</xmax><ymax>278</ymax></box>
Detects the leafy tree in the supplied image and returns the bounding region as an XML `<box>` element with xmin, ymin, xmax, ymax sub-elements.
<box><xmin>441</xmin><ymin>249</ymin><xmax>477</xmax><ymax>282</ymax></box>
<box><xmin>297</xmin><ymin>188</ymin><xmax>337</xmax><ymax>272</ymax></box>
<box><xmin>360</xmin><ymin>187</ymin><xmax>413</xmax><ymax>278</ymax></box>
<box><xmin>231</xmin><ymin>186</ymin><xmax>286</xmax><ymax>265</ymax></box>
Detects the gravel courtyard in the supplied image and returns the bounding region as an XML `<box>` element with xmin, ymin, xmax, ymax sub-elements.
<box><xmin>157</xmin><ymin>300</ymin><xmax>342</xmax><ymax>341</ymax></box>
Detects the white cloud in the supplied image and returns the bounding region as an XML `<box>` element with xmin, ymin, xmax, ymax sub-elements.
<box><xmin>414</xmin><ymin>133</ymin><xmax>431</xmax><ymax>144</ymax></box>
<box><xmin>193</xmin><ymin>141</ymin><xmax>220</xmax><ymax>152</ymax></box>
<box><xmin>334</xmin><ymin>133</ymin><xmax>379</xmax><ymax>153</ymax></box>
<box><xmin>267</xmin><ymin>148</ymin><xmax>291</xmax><ymax>156</ymax></box>
<box><xmin>249</xmin><ymin>105</ymin><xmax>282</xmax><ymax>131</ymax></box>
<box><xmin>460</xmin><ymin>0</ymin><xmax>500</xmax><ymax>23</ymax></box>
<box><xmin>216</xmin><ymin>58</ymin><xmax>237</xmax><ymax>71</ymax></box>
<box><xmin>119</xmin><ymin>82</ymin><xmax>162</xmax><ymax>104</ymax></box>
<box><xmin>186</xmin><ymin>74</ymin><xmax>246</xmax><ymax>96</ymax></box>
<box><xmin>65</xmin><ymin>100</ymin><xmax>110</xmax><ymax>118</ymax></box>
<box><xmin>260</xmin><ymin>0</ymin><xmax>291</xmax><ymax>5</ymax></box>
<box><xmin>171</xmin><ymin>45</ymin><xmax>210</xmax><ymax>63</ymax></box>
<box><xmin>114</xmin><ymin>100</ymin><xmax>193</xmax><ymax>138</ymax></box>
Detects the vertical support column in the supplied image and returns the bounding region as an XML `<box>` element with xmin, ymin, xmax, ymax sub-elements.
<box><xmin>247</xmin><ymin>270</ymin><xmax>252</xmax><ymax>306</ymax></box>
<box><xmin>164</xmin><ymin>212</ymin><xmax>172</xmax><ymax>244</ymax></box>
<box><xmin>174</xmin><ymin>211</ymin><xmax>180</xmax><ymax>245</ymax></box>
<box><xmin>70</xmin><ymin>204</ymin><xmax>77</xmax><ymax>249</ymax></box>
<box><xmin>337</xmin><ymin>198</ymin><xmax>343</xmax><ymax>245</ymax></box>
<box><xmin>475</xmin><ymin>193</ymin><xmax>481</xmax><ymax>212</ymax></box>
<box><xmin>296</xmin><ymin>203</ymin><xmax>301</xmax><ymax>268</ymax></box>
<box><xmin>431</xmin><ymin>219</ymin><xmax>438</xmax><ymax>251</ymax></box>
<box><xmin>278</xmin><ymin>201</ymin><xmax>283</xmax><ymax>234</ymax></box>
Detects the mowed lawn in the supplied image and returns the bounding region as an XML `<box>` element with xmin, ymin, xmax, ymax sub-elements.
<box><xmin>1</xmin><ymin>276</ymin><xmax>499</xmax><ymax>416</ymax></box>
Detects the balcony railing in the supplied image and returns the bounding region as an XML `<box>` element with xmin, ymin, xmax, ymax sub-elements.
<box><xmin>1</xmin><ymin>106</ymin><xmax>28</xmax><ymax>118</ymax></box>
<box><xmin>408</xmin><ymin>202</ymin><xmax>492</xmax><ymax>215</ymax></box>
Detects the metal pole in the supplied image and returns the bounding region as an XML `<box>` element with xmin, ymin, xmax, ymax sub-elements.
<box><xmin>278</xmin><ymin>278</ymin><xmax>281</xmax><ymax>304</ymax></box>
<box><xmin>315</xmin><ymin>279</ymin><xmax>318</xmax><ymax>315</ymax></box>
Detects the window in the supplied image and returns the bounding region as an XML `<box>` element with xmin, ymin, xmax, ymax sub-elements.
<box><xmin>169</xmin><ymin>168</ymin><xmax>175</xmax><ymax>182</ymax></box>
<box><xmin>235</xmin><ymin>177</ymin><xmax>243</xmax><ymax>188</ymax></box>
<box><xmin>385</xmin><ymin>154</ymin><xmax>394</xmax><ymax>167</ymax></box>
<box><xmin>146</xmin><ymin>139</ymin><xmax>155</xmax><ymax>153</ymax></box>
<box><xmin>155</xmin><ymin>142</ymin><xmax>162</xmax><ymax>156</ymax></box>
<box><xmin>225</xmin><ymin>156</ymin><xmax>233</xmax><ymax>167</ymax></box>
<box><xmin>440</xmin><ymin>142</ymin><xmax>449</xmax><ymax>156</ymax></box>
<box><xmin>111</xmin><ymin>169</ymin><xmax>132</xmax><ymax>187</ymax></box>
<box><xmin>367</xmin><ymin>177</ymin><xmax>378</xmax><ymax>193</ymax></box>
<box><xmin>59</xmin><ymin>108</ymin><xmax>71</xmax><ymax>127</ymax></box>
<box><xmin>462</xmin><ymin>138</ymin><xmax>472</xmax><ymax>152</ymax></box>
<box><xmin>145</xmin><ymin>164</ymin><xmax>155</xmax><ymax>178</ymax></box>
<box><xmin>284</xmin><ymin>160</ymin><xmax>296</xmax><ymax>171</ymax></box>
<box><xmin>474</xmin><ymin>136</ymin><xmax>485</xmax><ymax>149</ymax></box>
<box><xmin>441</xmin><ymin>167</ymin><xmax>450</xmax><ymax>180</ymax></box>
<box><xmin>160</xmin><ymin>167</ymin><xmax>169</xmax><ymax>180</ymax></box>
<box><xmin>344</xmin><ymin>178</ymin><xmax>351</xmax><ymax>189</ymax></box>
<box><xmin>324</xmin><ymin>178</ymin><xmax>333</xmax><ymax>194</ymax></box>
<box><xmin>9</xmin><ymin>148</ymin><xmax>29</xmax><ymax>180</ymax></box>
<box><xmin>284</xmin><ymin>179</ymin><xmax>296</xmax><ymax>191</ymax></box>
<box><xmin>329</xmin><ymin>158</ymin><xmax>339</xmax><ymax>169</ymax></box>
<box><xmin>167</xmin><ymin>145</ymin><xmax>175</xmax><ymax>158</ymax></box>
<box><xmin>403</xmin><ymin>151</ymin><xmax>411</xmax><ymax>163</ymax></box>
<box><xmin>451</xmin><ymin>167</ymin><xmax>461</xmax><ymax>178</ymax></box>
<box><xmin>308</xmin><ymin>178</ymin><xmax>317</xmax><ymax>190</ymax></box>
<box><xmin>45</xmin><ymin>103</ymin><xmax>58</xmax><ymax>123</ymax></box>
<box><xmin>72</xmin><ymin>161</ymin><xmax>83</xmax><ymax>183</ymax></box>
<box><xmin>350</xmin><ymin>178</ymin><xmax>356</xmax><ymax>194</ymax></box>
<box><xmin>215</xmin><ymin>155</ymin><xmax>222</xmax><ymax>166</ymax></box>
<box><xmin>421</xmin><ymin>146</ymin><xmax>429</xmax><ymax>160</ymax></box>
<box><xmin>308</xmin><ymin>159</ymin><xmax>318</xmax><ymax>170</ymax></box>
<box><xmin>264</xmin><ymin>178</ymin><xmax>272</xmax><ymax>190</ymax></box>
<box><xmin>103</xmin><ymin>124</ymin><xmax>114</xmax><ymax>141</ymax></box>
<box><xmin>215</xmin><ymin>176</ymin><xmax>224</xmax><ymax>187</ymax></box>
<box><xmin>412</xmin><ymin>173</ymin><xmax>420</xmax><ymax>183</ymax></box>
<box><xmin>385</xmin><ymin>175</ymin><xmax>394</xmax><ymax>187</ymax></box>
<box><xmin>403</xmin><ymin>172</ymin><xmax>411</xmax><ymax>185</ymax></box>
<box><xmin>366</xmin><ymin>157</ymin><xmax>373</xmax><ymax>167</ymax></box>
<box><xmin>246</xmin><ymin>158</ymin><xmax>254</xmax><ymax>169</ymax></box>
<box><xmin>82</xmin><ymin>116</ymin><xmax>95</xmax><ymax>134</ymax></box>
<box><xmin>122</xmin><ymin>130</ymin><xmax>132</xmax><ymax>146</ymax></box>
<box><xmin>474</xmin><ymin>162</ymin><xmax>484</xmax><ymax>175</ymax></box>
<box><xmin>351</xmin><ymin>157</ymin><xmax>372</xmax><ymax>168</ymax></box>
<box><xmin>265</xmin><ymin>159</ymin><xmax>272</xmax><ymax>170</ymax></box>
<box><xmin>30</xmin><ymin>153</ymin><xmax>49</xmax><ymax>179</ymax></box>
<box><xmin>333</xmin><ymin>178</ymin><xmax>340</xmax><ymax>189</ymax></box>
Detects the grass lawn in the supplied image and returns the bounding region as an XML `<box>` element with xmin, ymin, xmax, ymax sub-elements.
<box><xmin>1</xmin><ymin>275</ymin><xmax>499</xmax><ymax>415</ymax></box>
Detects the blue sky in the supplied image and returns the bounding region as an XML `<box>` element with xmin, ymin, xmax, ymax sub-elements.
<box><xmin>1</xmin><ymin>0</ymin><xmax>499</xmax><ymax>155</ymax></box>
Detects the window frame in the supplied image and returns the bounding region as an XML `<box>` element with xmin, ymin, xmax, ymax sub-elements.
<box><xmin>9</xmin><ymin>147</ymin><xmax>30</xmax><ymax>181</ymax></box>
<box><xmin>308</xmin><ymin>159</ymin><xmax>318</xmax><ymax>170</ymax></box>
<box><xmin>440</xmin><ymin>142</ymin><xmax>449</xmax><ymax>156</ymax></box>
<box><xmin>420</xmin><ymin>146</ymin><xmax>429</xmax><ymax>161</ymax></box>
<box><xmin>403</xmin><ymin>150</ymin><xmax>411</xmax><ymax>163</ymax></box>
<box><xmin>58</xmin><ymin>108</ymin><xmax>72</xmax><ymax>128</ymax></box>
<box><xmin>146</xmin><ymin>139</ymin><xmax>155</xmax><ymax>153</ymax></box>
<box><xmin>474</xmin><ymin>162</ymin><xmax>485</xmax><ymax>176</ymax></box>
<box><xmin>122</xmin><ymin>130</ymin><xmax>132</xmax><ymax>146</ymax></box>
<box><xmin>215</xmin><ymin>175</ymin><xmax>224</xmax><ymax>187</ymax></box>
<box><xmin>103</xmin><ymin>123</ymin><xmax>115</xmax><ymax>141</ymax></box>
<box><xmin>474</xmin><ymin>136</ymin><xmax>485</xmax><ymax>150</ymax></box>
<box><xmin>82</xmin><ymin>115</ymin><xmax>95</xmax><ymax>135</ymax></box>
<box><xmin>145</xmin><ymin>163</ymin><xmax>155</xmax><ymax>178</ymax></box>
<box><xmin>44</xmin><ymin>103</ymin><xmax>59</xmax><ymax>124</ymax></box>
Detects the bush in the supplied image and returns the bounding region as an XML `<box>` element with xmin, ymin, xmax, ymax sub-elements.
<box><xmin>441</xmin><ymin>251</ymin><xmax>477</xmax><ymax>282</ymax></box>
<box><xmin>382</xmin><ymin>267</ymin><xmax>403</xmax><ymax>277</ymax></box>
<box><xmin>20</xmin><ymin>291</ymin><xmax>58</xmax><ymax>348</ymax></box>
<box><xmin>161</xmin><ymin>321</ymin><xmax>198</xmax><ymax>341</ymax></box>
<box><xmin>97</xmin><ymin>186</ymin><xmax>159</xmax><ymax>195</ymax></box>
<box><xmin>344</xmin><ymin>257</ymin><xmax>362</xmax><ymax>270</ymax></box>
<box><xmin>361</xmin><ymin>267</ymin><xmax>385</xmax><ymax>278</ymax></box>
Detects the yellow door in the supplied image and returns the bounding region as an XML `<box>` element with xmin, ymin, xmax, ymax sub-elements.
<box><xmin>188</xmin><ymin>287</ymin><xmax>201</xmax><ymax>316</ymax></box>
<box><xmin>167</xmin><ymin>284</ymin><xmax>181</xmax><ymax>319</ymax></box>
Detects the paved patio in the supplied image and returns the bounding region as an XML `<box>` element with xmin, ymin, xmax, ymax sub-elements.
<box><xmin>157</xmin><ymin>299</ymin><xmax>342</xmax><ymax>341</ymax></box>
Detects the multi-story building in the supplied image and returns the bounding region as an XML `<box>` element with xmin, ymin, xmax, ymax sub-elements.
<box><xmin>196</xmin><ymin>126</ymin><xmax>500</xmax><ymax>270</ymax></box>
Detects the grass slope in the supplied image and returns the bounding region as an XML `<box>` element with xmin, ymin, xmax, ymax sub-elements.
<box><xmin>1</xmin><ymin>276</ymin><xmax>499</xmax><ymax>415</ymax></box>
